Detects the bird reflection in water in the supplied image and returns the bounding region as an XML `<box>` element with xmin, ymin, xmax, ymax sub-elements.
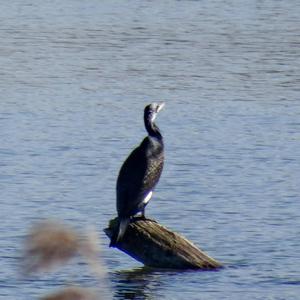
<box><xmin>112</xmin><ymin>267</ymin><xmax>164</xmax><ymax>300</ymax></box>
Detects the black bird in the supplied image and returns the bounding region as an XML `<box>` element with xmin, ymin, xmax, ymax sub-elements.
<box><xmin>110</xmin><ymin>103</ymin><xmax>165</xmax><ymax>246</ymax></box>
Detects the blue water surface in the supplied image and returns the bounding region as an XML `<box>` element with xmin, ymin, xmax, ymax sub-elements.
<box><xmin>0</xmin><ymin>0</ymin><xmax>300</xmax><ymax>299</ymax></box>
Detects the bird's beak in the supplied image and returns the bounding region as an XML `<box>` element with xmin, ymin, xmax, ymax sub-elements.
<box><xmin>157</xmin><ymin>102</ymin><xmax>165</xmax><ymax>112</ymax></box>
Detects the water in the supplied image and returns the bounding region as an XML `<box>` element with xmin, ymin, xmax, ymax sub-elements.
<box><xmin>1</xmin><ymin>0</ymin><xmax>300</xmax><ymax>299</ymax></box>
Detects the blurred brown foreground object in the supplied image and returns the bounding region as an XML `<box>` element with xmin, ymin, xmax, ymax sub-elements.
<box><xmin>41</xmin><ymin>286</ymin><xmax>98</xmax><ymax>300</ymax></box>
<box><xmin>104</xmin><ymin>218</ymin><xmax>222</xmax><ymax>269</ymax></box>
<box><xmin>22</xmin><ymin>221</ymin><xmax>103</xmax><ymax>275</ymax></box>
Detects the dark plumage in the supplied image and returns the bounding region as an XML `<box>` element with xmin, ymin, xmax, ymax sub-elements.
<box><xmin>110</xmin><ymin>103</ymin><xmax>165</xmax><ymax>247</ymax></box>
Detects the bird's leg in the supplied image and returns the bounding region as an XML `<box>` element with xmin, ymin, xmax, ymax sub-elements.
<box><xmin>140</xmin><ymin>207</ymin><xmax>147</xmax><ymax>220</ymax></box>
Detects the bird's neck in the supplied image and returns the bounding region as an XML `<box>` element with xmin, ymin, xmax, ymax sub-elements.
<box><xmin>144</xmin><ymin>117</ymin><xmax>162</xmax><ymax>140</ymax></box>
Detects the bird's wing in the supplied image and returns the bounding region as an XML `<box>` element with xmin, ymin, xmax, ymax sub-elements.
<box><xmin>116</xmin><ymin>145</ymin><xmax>149</xmax><ymax>216</ymax></box>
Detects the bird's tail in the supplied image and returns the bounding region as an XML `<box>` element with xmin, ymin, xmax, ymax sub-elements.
<box><xmin>109</xmin><ymin>217</ymin><xmax>130</xmax><ymax>247</ymax></box>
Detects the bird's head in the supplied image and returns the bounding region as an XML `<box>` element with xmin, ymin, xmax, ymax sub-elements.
<box><xmin>144</xmin><ymin>102</ymin><xmax>165</xmax><ymax>123</ymax></box>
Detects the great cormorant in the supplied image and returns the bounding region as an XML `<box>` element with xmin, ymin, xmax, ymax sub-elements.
<box><xmin>110</xmin><ymin>103</ymin><xmax>165</xmax><ymax>246</ymax></box>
